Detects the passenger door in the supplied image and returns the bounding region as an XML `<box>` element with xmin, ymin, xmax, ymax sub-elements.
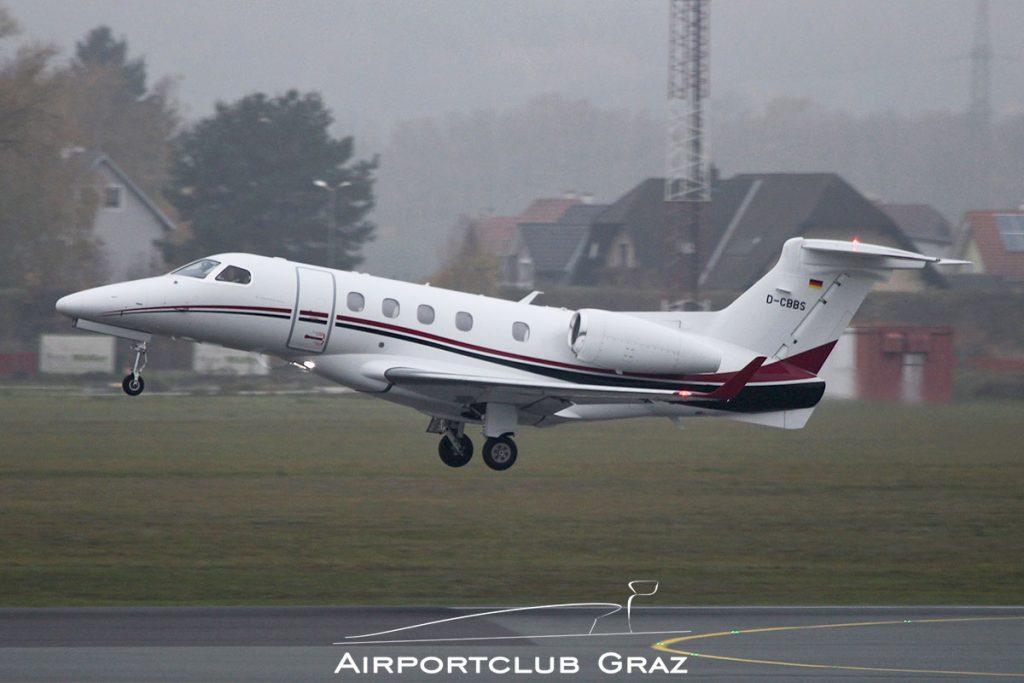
<box><xmin>287</xmin><ymin>267</ymin><xmax>336</xmax><ymax>353</ymax></box>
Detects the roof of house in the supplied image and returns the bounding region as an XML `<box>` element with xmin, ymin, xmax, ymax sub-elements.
<box><xmin>709</xmin><ymin>172</ymin><xmax>939</xmax><ymax>289</ymax></box>
<box><xmin>471</xmin><ymin>198</ymin><xmax>580</xmax><ymax>258</ymax></box>
<box><xmin>588</xmin><ymin>178</ymin><xmax>670</xmax><ymax>270</ymax></box>
<box><xmin>584</xmin><ymin>173</ymin><xmax>943</xmax><ymax>289</ymax></box>
<box><xmin>518</xmin><ymin>223</ymin><xmax>590</xmax><ymax>275</ymax></box>
<box><xmin>560</xmin><ymin>203</ymin><xmax>609</xmax><ymax>225</ymax></box>
<box><xmin>878</xmin><ymin>203</ymin><xmax>954</xmax><ymax>245</ymax></box>
<box><xmin>72</xmin><ymin>150</ymin><xmax>177</xmax><ymax>232</ymax></box>
<box><xmin>960</xmin><ymin>210</ymin><xmax>1024</xmax><ymax>280</ymax></box>
<box><xmin>471</xmin><ymin>215</ymin><xmax>522</xmax><ymax>257</ymax></box>
<box><xmin>519</xmin><ymin>198</ymin><xmax>579</xmax><ymax>224</ymax></box>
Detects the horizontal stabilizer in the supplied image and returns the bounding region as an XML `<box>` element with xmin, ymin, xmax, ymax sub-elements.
<box><xmin>801</xmin><ymin>239</ymin><xmax>970</xmax><ymax>268</ymax></box>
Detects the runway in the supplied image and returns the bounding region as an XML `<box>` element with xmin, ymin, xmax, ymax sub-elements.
<box><xmin>1</xmin><ymin>606</ymin><xmax>1022</xmax><ymax>681</ymax></box>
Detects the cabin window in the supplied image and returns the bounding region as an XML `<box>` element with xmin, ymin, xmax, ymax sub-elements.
<box><xmin>512</xmin><ymin>321</ymin><xmax>530</xmax><ymax>342</ymax></box>
<box><xmin>104</xmin><ymin>185</ymin><xmax>123</xmax><ymax>209</ymax></box>
<box><xmin>417</xmin><ymin>304</ymin><xmax>435</xmax><ymax>325</ymax></box>
<box><xmin>347</xmin><ymin>292</ymin><xmax>365</xmax><ymax>312</ymax></box>
<box><xmin>455</xmin><ymin>311</ymin><xmax>473</xmax><ymax>332</ymax></box>
<box><xmin>172</xmin><ymin>259</ymin><xmax>220</xmax><ymax>279</ymax></box>
<box><xmin>215</xmin><ymin>265</ymin><xmax>251</xmax><ymax>284</ymax></box>
<box><xmin>382</xmin><ymin>298</ymin><xmax>400</xmax><ymax>318</ymax></box>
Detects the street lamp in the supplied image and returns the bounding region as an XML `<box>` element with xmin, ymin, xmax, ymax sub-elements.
<box><xmin>313</xmin><ymin>179</ymin><xmax>352</xmax><ymax>269</ymax></box>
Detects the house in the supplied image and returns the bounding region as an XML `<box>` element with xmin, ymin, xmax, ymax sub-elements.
<box><xmin>462</xmin><ymin>197</ymin><xmax>581</xmax><ymax>286</ymax></box>
<box><xmin>572</xmin><ymin>174</ymin><xmax>945</xmax><ymax>293</ymax></box>
<box><xmin>470</xmin><ymin>197</ymin><xmax>581</xmax><ymax>263</ymax></box>
<box><xmin>70</xmin><ymin>150</ymin><xmax>176</xmax><ymax>280</ymax></box>
<box><xmin>878</xmin><ymin>203</ymin><xmax>956</xmax><ymax>258</ymax></box>
<box><xmin>506</xmin><ymin>203</ymin><xmax>609</xmax><ymax>289</ymax></box>
<box><xmin>953</xmin><ymin>210</ymin><xmax>1024</xmax><ymax>283</ymax></box>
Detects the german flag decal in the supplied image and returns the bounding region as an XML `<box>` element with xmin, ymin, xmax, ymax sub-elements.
<box><xmin>808</xmin><ymin>278</ymin><xmax>824</xmax><ymax>289</ymax></box>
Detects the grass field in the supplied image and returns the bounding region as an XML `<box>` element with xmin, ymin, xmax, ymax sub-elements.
<box><xmin>1</xmin><ymin>391</ymin><xmax>1021</xmax><ymax>606</ymax></box>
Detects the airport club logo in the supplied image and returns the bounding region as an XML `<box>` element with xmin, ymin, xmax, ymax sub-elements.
<box><xmin>332</xmin><ymin>581</ymin><xmax>689</xmax><ymax>677</ymax></box>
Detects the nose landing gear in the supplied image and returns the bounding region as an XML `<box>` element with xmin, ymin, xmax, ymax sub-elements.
<box><xmin>122</xmin><ymin>341</ymin><xmax>148</xmax><ymax>396</ymax></box>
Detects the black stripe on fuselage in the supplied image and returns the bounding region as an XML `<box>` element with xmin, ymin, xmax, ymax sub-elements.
<box><xmin>336</xmin><ymin>321</ymin><xmax>824</xmax><ymax>413</ymax></box>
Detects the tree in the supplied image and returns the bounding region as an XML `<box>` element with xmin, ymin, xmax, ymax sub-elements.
<box><xmin>73</xmin><ymin>26</ymin><xmax>146</xmax><ymax>99</ymax></box>
<box><xmin>0</xmin><ymin>10</ymin><xmax>103</xmax><ymax>338</ymax></box>
<box><xmin>68</xmin><ymin>26</ymin><xmax>178</xmax><ymax>197</ymax></box>
<box><xmin>430</xmin><ymin>216</ymin><xmax>499</xmax><ymax>296</ymax></box>
<box><xmin>165</xmin><ymin>90</ymin><xmax>377</xmax><ymax>268</ymax></box>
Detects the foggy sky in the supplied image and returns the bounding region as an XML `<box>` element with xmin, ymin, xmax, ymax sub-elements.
<box><xmin>7</xmin><ymin>0</ymin><xmax>1024</xmax><ymax>149</ymax></box>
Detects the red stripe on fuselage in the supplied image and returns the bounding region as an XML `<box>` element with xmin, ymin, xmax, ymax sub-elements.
<box><xmin>335</xmin><ymin>314</ymin><xmax>823</xmax><ymax>385</ymax></box>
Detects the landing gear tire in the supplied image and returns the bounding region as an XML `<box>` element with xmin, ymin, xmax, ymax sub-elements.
<box><xmin>483</xmin><ymin>435</ymin><xmax>517</xmax><ymax>471</ymax></box>
<box><xmin>122</xmin><ymin>374</ymin><xmax>145</xmax><ymax>396</ymax></box>
<box><xmin>438</xmin><ymin>434</ymin><xmax>474</xmax><ymax>468</ymax></box>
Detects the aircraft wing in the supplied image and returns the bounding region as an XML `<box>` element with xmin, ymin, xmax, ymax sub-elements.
<box><xmin>382</xmin><ymin>356</ymin><xmax>765</xmax><ymax>409</ymax></box>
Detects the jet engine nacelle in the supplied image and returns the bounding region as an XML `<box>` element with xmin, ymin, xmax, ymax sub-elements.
<box><xmin>568</xmin><ymin>308</ymin><xmax>721</xmax><ymax>374</ymax></box>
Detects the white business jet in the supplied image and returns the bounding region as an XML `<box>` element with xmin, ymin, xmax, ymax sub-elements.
<box><xmin>55</xmin><ymin>238</ymin><xmax>964</xmax><ymax>471</ymax></box>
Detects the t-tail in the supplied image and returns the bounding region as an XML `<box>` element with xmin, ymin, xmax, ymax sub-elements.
<box><xmin>703</xmin><ymin>237</ymin><xmax>966</xmax><ymax>429</ymax></box>
<box><xmin>709</xmin><ymin>237</ymin><xmax>966</xmax><ymax>369</ymax></box>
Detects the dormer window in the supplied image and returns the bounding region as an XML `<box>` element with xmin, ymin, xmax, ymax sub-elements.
<box><xmin>104</xmin><ymin>185</ymin><xmax>123</xmax><ymax>209</ymax></box>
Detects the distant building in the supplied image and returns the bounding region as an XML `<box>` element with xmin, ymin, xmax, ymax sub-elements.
<box><xmin>820</xmin><ymin>326</ymin><xmax>955</xmax><ymax>404</ymax></box>
<box><xmin>462</xmin><ymin>197</ymin><xmax>583</xmax><ymax>287</ymax></box>
<box><xmin>953</xmin><ymin>210</ymin><xmax>1024</xmax><ymax>283</ymax></box>
<box><xmin>471</xmin><ymin>197</ymin><xmax>581</xmax><ymax>262</ymax></box>
<box><xmin>506</xmin><ymin>203</ymin><xmax>608</xmax><ymax>289</ymax></box>
<box><xmin>572</xmin><ymin>174</ymin><xmax>944</xmax><ymax>292</ymax></box>
<box><xmin>877</xmin><ymin>203</ymin><xmax>956</xmax><ymax>258</ymax></box>
<box><xmin>69</xmin><ymin>150</ymin><xmax>176</xmax><ymax>280</ymax></box>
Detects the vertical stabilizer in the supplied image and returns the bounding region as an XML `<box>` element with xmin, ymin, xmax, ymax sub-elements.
<box><xmin>706</xmin><ymin>238</ymin><xmax>964</xmax><ymax>364</ymax></box>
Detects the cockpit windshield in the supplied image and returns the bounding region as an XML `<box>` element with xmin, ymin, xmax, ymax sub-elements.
<box><xmin>215</xmin><ymin>265</ymin><xmax>252</xmax><ymax>284</ymax></box>
<box><xmin>172</xmin><ymin>259</ymin><xmax>221</xmax><ymax>279</ymax></box>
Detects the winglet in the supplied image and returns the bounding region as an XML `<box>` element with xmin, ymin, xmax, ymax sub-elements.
<box><xmin>675</xmin><ymin>356</ymin><xmax>766</xmax><ymax>402</ymax></box>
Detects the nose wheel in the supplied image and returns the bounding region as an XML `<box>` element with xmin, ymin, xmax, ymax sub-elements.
<box><xmin>122</xmin><ymin>374</ymin><xmax>145</xmax><ymax>396</ymax></box>
<box><xmin>122</xmin><ymin>341</ymin><xmax>148</xmax><ymax>396</ymax></box>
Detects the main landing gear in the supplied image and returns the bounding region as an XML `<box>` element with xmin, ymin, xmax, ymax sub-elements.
<box><xmin>482</xmin><ymin>435</ymin><xmax>517</xmax><ymax>471</ymax></box>
<box><xmin>428</xmin><ymin>418</ymin><xmax>519</xmax><ymax>471</ymax></box>
<box><xmin>438</xmin><ymin>428</ymin><xmax>473</xmax><ymax>468</ymax></box>
<box><xmin>121</xmin><ymin>341</ymin><xmax>148</xmax><ymax>397</ymax></box>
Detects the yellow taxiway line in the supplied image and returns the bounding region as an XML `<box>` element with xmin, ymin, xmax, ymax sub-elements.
<box><xmin>653</xmin><ymin>616</ymin><xmax>1024</xmax><ymax>678</ymax></box>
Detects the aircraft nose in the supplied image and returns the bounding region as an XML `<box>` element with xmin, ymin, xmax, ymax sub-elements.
<box><xmin>55</xmin><ymin>291</ymin><xmax>88</xmax><ymax>318</ymax></box>
<box><xmin>55</xmin><ymin>285</ymin><xmax>126</xmax><ymax>320</ymax></box>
